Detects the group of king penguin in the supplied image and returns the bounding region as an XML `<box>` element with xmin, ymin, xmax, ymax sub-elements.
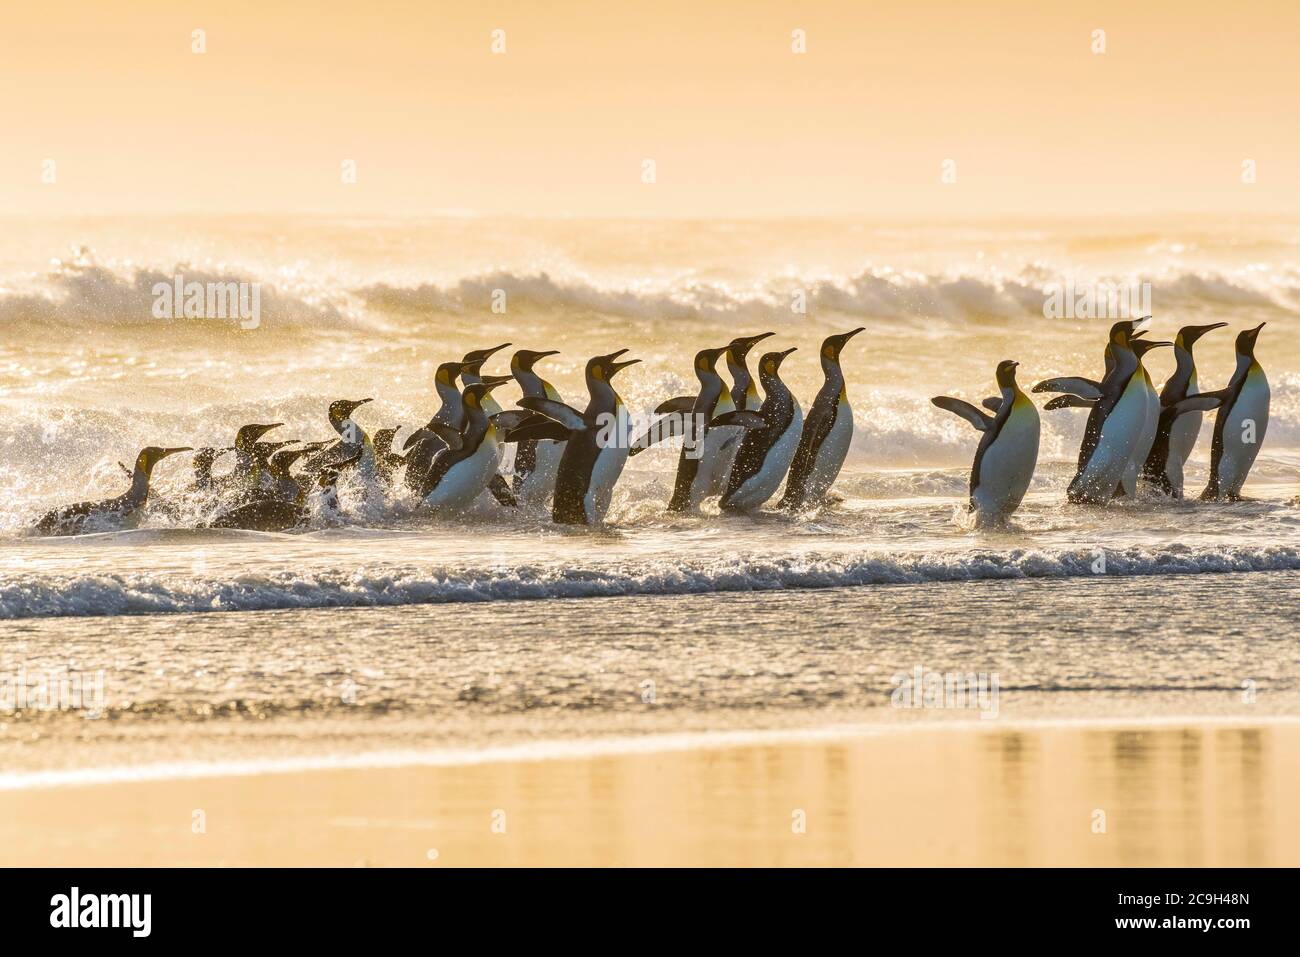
<box><xmin>33</xmin><ymin>329</ymin><xmax>867</xmax><ymax>534</ymax></box>
<box><xmin>931</xmin><ymin>317</ymin><xmax>1271</xmax><ymax>526</ymax></box>
<box><xmin>34</xmin><ymin>317</ymin><xmax>1274</xmax><ymax>537</ymax></box>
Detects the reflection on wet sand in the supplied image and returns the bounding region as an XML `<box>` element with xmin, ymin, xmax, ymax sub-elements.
<box><xmin>0</xmin><ymin>722</ymin><xmax>1293</xmax><ymax>866</ymax></box>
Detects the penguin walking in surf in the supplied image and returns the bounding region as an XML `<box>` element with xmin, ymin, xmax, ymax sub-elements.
<box><xmin>35</xmin><ymin>446</ymin><xmax>192</xmax><ymax>536</ymax></box>
<box><xmin>778</xmin><ymin>327</ymin><xmax>864</xmax><ymax>511</ymax></box>
<box><xmin>509</xmin><ymin>350</ymin><xmax>641</xmax><ymax>525</ymax></box>
<box><xmin>720</xmin><ymin>347</ymin><xmax>802</xmax><ymax>513</ymax></box>
<box><xmin>1115</xmin><ymin>337</ymin><xmax>1172</xmax><ymax>499</ymax></box>
<box><xmin>1202</xmin><ymin>323</ymin><xmax>1269</xmax><ymax>501</ymax></box>
<box><xmin>629</xmin><ymin>346</ymin><xmax>763</xmax><ymax>512</ymax></box>
<box><xmin>208</xmin><ymin>447</ymin><xmax>362</xmax><ymax>532</ymax></box>
<box><xmin>403</xmin><ymin>360</ymin><xmax>470</xmax><ymax>494</ymax></box>
<box><xmin>1141</xmin><ymin>323</ymin><xmax>1228</xmax><ymax>497</ymax></box>
<box><xmin>419</xmin><ymin>381</ymin><xmax>513</xmax><ymax>512</ymax></box>
<box><xmin>708</xmin><ymin>332</ymin><xmax>775</xmax><ymax>497</ymax></box>
<box><xmin>931</xmin><ymin>360</ymin><xmax>1039</xmax><ymax>525</ymax></box>
<box><xmin>1042</xmin><ymin>320</ymin><xmax>1153</xmax><ymax>505</ymax></box>
<box><xmin>507</xmin><ymin>348</ymin><xmax>567</xmax><ymax>510</ymax></box>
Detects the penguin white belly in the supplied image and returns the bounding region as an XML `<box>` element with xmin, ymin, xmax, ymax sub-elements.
<box><xmin>1217</xmin><ymin>370</ymin><xmax>1270</xmax><ymax>498</ymax></box>
<box><xmin>1165</xmin><ymin>392</ymin><xmax>1202</xmax><ymax>495</ymax></box>
<box><xmin>517</xmin><ymin>439</ymin><xmax>565</xmax><ymax>510</ymax></box>
<box><xmin>584</xmin><ymin>444</ymin><xmax>630</xmax><ymax>524</ymax></box>
<box><xmin>1071</xmin><ymin>376</ymin><xmax>1146</xmax><ymax>503</ymax></box>
<box><xmin>1120</xmin><ymin>381</ymin><xmax>1160</xmax><ymax>497</ymax></box>
<box><xmin>727</xmin><ymin>404</ymin><xmax>803</xmax><ymax>511</ymax></box>
<box><xmin>971</xmin><ymin>401</ymin><xmax>1039</xmax><ymax>520</ymax></box>
<box><xmin>424</xmin><ymin>438</ymin><xmax>501</xmax><ymax>511</ymax></box>
<box><xmin>801</xmin><ymin>401</ymin><xmax>854</xmax><ymax>503</ymax></box>
<box><xmin>708</xmin><ymin>429</ymin><xmax>743</xmax><ymax>497</ymax></box>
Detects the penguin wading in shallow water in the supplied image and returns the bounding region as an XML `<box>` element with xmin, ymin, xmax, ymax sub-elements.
<box><xmin>708</xmin><ymin>332</ymin><xmax>775</xmax><ymax>497</ymax></box>
<box><xmin>1050</xmin><ymin>320</ymin><xmax>1151</xmax><ymax>505</ymax></box>
<box><xmin>720</xmin><ymin>347</ymin><xmax>802</xmax><ymax>512</ymax></box>
<box><xmin>507</xmin><ymin>349</ymin><xmax>567</xmax><ymax>509</ymax></box>
<box><xmin>1141</xmin><ymin>322</ymin><xmax>1229</xmax><ymax>497</ymax></box>
<box><xmin>932</xmin><ymin>360</ymin><xmax>1039</xmax><ymax>525</ymax></box>
<box><xmin>420</xmin><ymin>381</ymin><xmax>513</xmax><ymax>511</ymax></box>
<box><xmin>510</xmin><ymin>350</ymin><xmax>641</xmax><ymax>525</ymax></box>
<box><xmin>778</xmin><ymin>327</ymin><xmax>864</xmax><ymax>511</ymax></box>
<box><xmin>403</xmin><ymin>360</ymin><xmax>469</xmax><ymax>494</ymax></box>
<box><xmin>629</xmin><ymin>346</ymin><xmax>764</xmax><ymax>512</ymax></box>
<box><xmin>1202</xmin><ymin>323</ymin><xmax>1269</xmax><ymax>501</ymax></box>
<box><xmin>36</xmin><ymin>446</ymin><xmax>192</xmax><ymax>536</ymax></box>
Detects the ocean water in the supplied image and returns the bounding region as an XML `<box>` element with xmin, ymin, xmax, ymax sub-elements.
<box><xmin>0</xmin><ymin>215</ymin><xmax>1297</xmax><ymax>774</ymax></box>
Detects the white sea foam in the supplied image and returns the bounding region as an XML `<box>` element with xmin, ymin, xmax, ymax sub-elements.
<box><xmin>3</xmin><ymin>543</ymin><xmax>1298</xmax><ymax>620</ymax></box>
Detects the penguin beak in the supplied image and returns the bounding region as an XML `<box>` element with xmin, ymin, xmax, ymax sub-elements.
<box><xmin>842</xmin><ymin>326</ymin><xmax>866</xmax><ymax>340</ymax></box>
<box><xmin>481</xmin><ymin>374</ymin><xmax>513</xmax><ymax>387</ymax></box>
<box><xmin>465</xmin><ymin>343</ymin><xmax>512</xmax><ymax>364</ymax></box>
<box><xmin>610</xmin><ymin>357</ymin><xmax>641</xmax><ymax>374</ymax></box>
<box><xmin>1181</xmin><ymin>322</ymin><xmax>1229</xmax><ymax>345</ymax></box>
<box><xmin>731</xmin><ymin>332</ymin><xmax>775</xmax><ymax>353</ymax></box>
<box><xmin>161</xmin><ymin>447</ymin><xmax>193</xmax><ymax>457</ymax></box>
<box><xmin>778</xmin><ymin>347</ymin><xmax>798</xmax><ymax>360</ymax></box>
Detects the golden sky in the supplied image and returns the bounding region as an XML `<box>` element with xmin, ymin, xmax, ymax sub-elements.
<box><xmin>2</xmin><ymin>0</ymin><xmax>1297</xmax><ymax>217</ymax></box>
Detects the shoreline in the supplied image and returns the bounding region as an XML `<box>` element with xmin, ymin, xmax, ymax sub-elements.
<box><xmin>3</xmin><ymin>714</ymin><xmax>1295</xmax><ymax>866</ymax></box>
<box><xmin>4</xmin><ymin>712</ymin><xmax>1298</xmax><ymax>793</ymax></box>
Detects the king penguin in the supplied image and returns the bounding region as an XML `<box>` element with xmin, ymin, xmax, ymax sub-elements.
<box><xmin>1202</xmin><ymin>323</ymin><xmax>1269</xmax><ymax>501</ymax></box>
<box><xmin>1041</xmin><ymin>320</ymin><xmax>1148</xmax><ymax>504</ymax></box>
<box><xmin>326</xmin><ymin>397</ymin><xmax>375</xmax><ymax>479</ymax></box>
<box><xmin>1141</xmin><ymin>322</ymin><xmax>1228</xmax><ymax>497</ymax></box>
<box><xmin>629</xmin><ymin>346</ymin><xmax>764</xmax><ymax>512</ymax></box>
<box><xmin>420</xmin><ymin>381</ymin><xmax>513</xmax><ymax>511</ymax></box>
<box><xmin>931</xmin><ymin>360</ymin><xmax>1040</xmax><ymax>525</ymax></box>
<box><xmin>513</xmin><ymin>350</ymin><xmax>641</xmax><ymax>525</ymax></box>
<box><xmin>35</xmin><ymin>446</ymin><xmax>192</xmax><ymax>536</ymax></box>
<box><xmin>1115</xmin><ymin>337</ymin><xmax>1173</xmax><ymax>499</ymax></box>
<box><xmin>709</xmin><ymin>332</ymin><xmax>775</xmax><ymax>497</ymax></box>
<box><xmin>720</xmin><ymin>347</ymin><xmax>803</xmax><ymax>512</ymax></box>
<box><xmin>403</xmin><ymin>360</ymin><xmax>469</xmax><ymax>494</ymax></box>
<box><xmin>507</xmin><ymin>348</ymin><xmax>567</xmax><ymax>509</ymax></box>
<box><xmin>778</xmin><ymin>327</ymin><xmax>864</xmax><ymax>511</ymax></box>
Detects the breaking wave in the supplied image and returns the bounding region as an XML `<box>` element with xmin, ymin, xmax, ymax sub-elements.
<box><xmin>4</xmin><ymin>544</ymin><xmax>1299</xmax><ymax>620</ymax></box>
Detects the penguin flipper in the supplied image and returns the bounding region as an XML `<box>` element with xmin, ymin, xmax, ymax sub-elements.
<box><xmin>930</xmin><ymin>396</ymin><xmax>993</xmax><ymax>431</ymax></box>
<box><xmin>501</xmin><ymin>420</ymin><xmax>572</xmax><ymax>443</ymax></box>
<box><xmin>1169</xmin><ymin>393</ymin><xmax>1224</xmax><ymax>417</ymax></box>
<box><xmin>628</xmin><ymin>413</ymin><xmax>693</xmax><ymax>456</ymax></box>
<box><xmin>492</xmin><ymin>410</ymin><xmax>543</xmax><ymax>434</ymax></box>
<box><xmin>419</xmin><ymin>423</ymin><xmax>464</xmax><ymax>451</ymax></box>
<box><xmin>654</xmin><ymin>396</ymin><xmax>696</xmax><ymax>415</ymax></box>
<box><xmin>1044</xmin><ymin>395</ymin><xmax>1097</xmax><ymax>411</ymax></box>
<box><xmin>518</xmin><ymin>397</ymin><xmax>587</xmax><ymax>431</ymax></box>
<box><xmin>709</xmin><ymin>410</ymin><xmax>765</xmax><ymax>428</ymax></box>
<box><xmin>981</xmin><ymin>397</ymin><xmax>1003</xmax><ymax>413</ymax></box>
<box><xmin>1031</xmin><ymin>377</ymin><xmax>1103</xmax><ymax>399</ymax></box>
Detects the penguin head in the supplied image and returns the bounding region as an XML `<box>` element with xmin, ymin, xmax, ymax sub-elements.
<box><xmin>235</xmin><ymin>423</ymin><xmax>283</xmax><ymax>450</ymax></box>
<box><xmin>1175</xmin><ymin>322</ymin><xmax>1228</xmax><ymax>351</ymax></box>
<box><xmin>435</xmin><ymin>361</ymin><xmax>466</xmax><ymax>387</ymax></box>
<box><xmin>757</xmin><ymin>347</ymin><xmax>796</xmax><ymax>383</ymax></box>
<box><xmin>1236</xmin><ymin>322</ymin><xmax>1265</xmax><ymax>357</ymax></box>
<box><xmin>726</xmin><ymin>332</ymin><xmax>775</xmax><ymax>366</ymax></box>
<box><xmin>269</xmin><ymin>447</ymin><xmax>309</xmax><ymax>477</ymax></box>
<box><xmin>135</xmin><ymin>446</ymin><xmax>193</xmax><ymax>477</ymax></box>
<box><xmin>511</xmin><ymin>349</ymin><xmax>560</xmax><ymax>373</ymax></box>
<box><xmin>1108</xmin><ymin>316</ymin><xmax>1150</xmax><ymax>349</ymax></box>
<box><xmin>329</xmin><ymin>397</ymin><xmax>372</xmax><ymax>422</ymax></box>
<box><xmin>694</xmin><ymin>346</ymin><xmax>727</xmax><ymax>378</ymax></box>
<box><xmin>588</xmin><ymin>349</ymin><xmax>640</xmax><ymax>384</ymax></box>
<box><xmin>820</xmin><ymin>327</ymin><xmax>865</xmax><ymax>365</ymax></box>
<box><xmin>994</xmin><ymin>360</ymin><xmax>1020</xmax><ymax>389</ymax></box>
<box><xmin>461</xmin><ymin>380</ymin><xmax>507</xmax><ymax>411</ymax></box>
<box><xmin>461</xmin><ymin>343</ymin><xmax>512</xmax><ymax>373</ymax></box>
